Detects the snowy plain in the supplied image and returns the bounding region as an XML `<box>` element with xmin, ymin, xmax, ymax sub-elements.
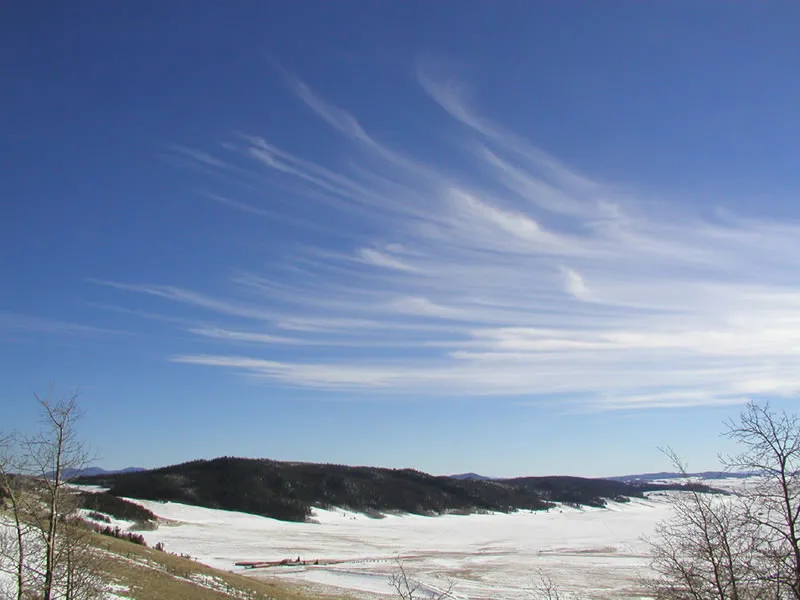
<box><xmin>55</xmin><ymin>477</ymin><xmax>746</xmax><ymax>599</ymax></box>
<box><xmin>119</xmin><ymin>492</ymin><xmax>683</xmax><ymax>600</ymax></box>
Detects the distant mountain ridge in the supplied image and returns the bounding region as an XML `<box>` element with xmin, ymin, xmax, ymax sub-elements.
<box><xmin>75</xmin><ymin>457</ymin><xmax>707</xmax><ymax>522</ymax></box>
<box><xmin>449</xmin><ymin>472</ymin><xmax>495</xmax><ymax>481</ymax></box>
<box><xmin>58</xmin><ymin>466</ymin><xmax>145</xmax><ymax>480</ymax></box>
<box><xmin>610</xmin><ymin>471</ymin><xmax>756</xmax><ymax>483</ymax></box>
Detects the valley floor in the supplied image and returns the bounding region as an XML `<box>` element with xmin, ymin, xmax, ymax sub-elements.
<box><xmin>118</xmin><ymin>493</ymin><xmax>680</xmax><ymax>600</ymax></box>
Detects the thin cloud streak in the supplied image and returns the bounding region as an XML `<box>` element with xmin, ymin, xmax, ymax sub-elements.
<box><xmin>0</xmin><ymin>312</ymin><xmax>125</xmax><ymax>337</ymax></box>
<box><xmin>103</xmin><ymin>74</ymin><xmax>800</xmax><ymax>410</ymax></box>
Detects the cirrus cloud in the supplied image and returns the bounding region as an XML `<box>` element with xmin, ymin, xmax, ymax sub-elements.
<box><xmin>102</xmin><ymin>73</ymin><xmax>800</xmax><ymax>411</ymax></box>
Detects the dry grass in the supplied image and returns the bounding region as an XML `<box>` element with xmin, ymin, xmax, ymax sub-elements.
<box><xmin>91</xmin><ymin>532</ymin><xmax>353</xmax><ymax>600</ymax></box>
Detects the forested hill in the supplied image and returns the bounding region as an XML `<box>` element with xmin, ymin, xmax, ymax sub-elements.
<box><xmin>77</xmin><ymin>457</ymin><xmax>662</xmax><ymax>522</ymax></box>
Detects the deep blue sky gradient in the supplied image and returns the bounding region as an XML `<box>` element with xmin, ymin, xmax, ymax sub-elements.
<box><xmin>2</xmin><ymin>1</ymin><xmax>800</xmax><ymax>476</ymax></box>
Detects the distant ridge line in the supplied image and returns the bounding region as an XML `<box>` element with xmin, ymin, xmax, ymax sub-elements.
<box><xmin>609</xmin><ymin>471</ymin><xmax>756</xmax><ymax>483</ymax></box>
<box><xmin>449</xmin><ymin>472</ymin><xmax>495</xmax><ymax>481</ymax></box>
<box><xmin>56</xmin><ymin>466</ymin><xmax>145</xmax><ymax>480</ymax></box>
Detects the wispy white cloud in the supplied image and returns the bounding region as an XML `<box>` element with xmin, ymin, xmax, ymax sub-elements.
<box><xmin>205</xmin><ymin>194</ymin><xmax>275</xmax><ymax>218</ymax></box>
<box><xmin>89</xmin><ymin>281</ymin><xmax>278</xmax><ymax>322</ymax></box>
<box><xmin>0</xmin><ymin>312</ymin><xmax>124</xmax><ymax>337</ymax></box>
<box><xmin>358</xmin><ymin>248</ymin><xmax>419</xmax><ymax>272</ymax></box>
<box><xmin>561</xmin><ymin>267</ymin><xmax>591</xmax><ymax>301</ymax></box>
<box><xmin>167</xmin><ymin>145</ymin><xmax>235</xmax><ymax>171</ymax></box>
<box><xmin>103</xmin><ymin>73</ymin><xmax>800</xmax><ymax>410</ymax></box>
<box><xmin>290</xmin><ymin>78</ymin><xmax>374</xmax><ymax>145</ymax></box>
<box><xmin>189</xmin><ymin>327</ymin><xmax>322</xmax><ymax>346</ymax></box>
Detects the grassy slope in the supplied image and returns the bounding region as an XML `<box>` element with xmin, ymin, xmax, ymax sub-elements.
<box><xmin>92</xmin><ymin>532</ymin><xmax>352</xmax><ymax>600</ymax></box>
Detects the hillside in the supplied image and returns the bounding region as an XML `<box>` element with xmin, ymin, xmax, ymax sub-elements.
<box><xmin>88</xmin><ymin>530</ymin><xmax>345</xmax><ymax>600</ymax></box>
<box><xmin>78</xmin><ymin>457</ymin><xmax>656</xmax><ymax>522</ymax></box>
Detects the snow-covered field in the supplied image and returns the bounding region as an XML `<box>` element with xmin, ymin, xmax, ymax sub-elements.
<box><xmin>118</xmin><ymin>493</ymin><xmax>684</xmax><ymax>600</ymax></box>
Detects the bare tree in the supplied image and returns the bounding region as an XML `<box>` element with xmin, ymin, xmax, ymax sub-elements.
<box><xmin>0</xmin><ymin>391</ymin><xmax>102</xmax><ymax>600</ymax></box>
<box><xmin>645</xmin><ymin>448</ymin><xmax>766</xmax><ymax>600</ymax></box>
<box><xmin>389</xmin><ymin>560</ymin><xmax>453</xmax><ymax>600</ymax></box>
<box><xmin>1</xmin><ymin>432</ymin><xmax>30</xmax><ymax>600</ymax></box>
<box><xmin>722</xmin><ymin>403</ymin><xmax>800</xmax><ymax>598</ymax></box>
<box><xmin>58</xmin><ymin>516</ymin><xmax>104</xmax><ymax>600</ymax></box>
<box><xmin>530</xmin><ymin>571</ymin><xmax>574</xmax><ymax>600</ymax></box>
<box><xmin>27</xmin><ymin>393</ymin><xmax>92</xmax><ymax>600</ymax></box>
<box><xmin>646</xmin><ymin>403</ymin><xmax>800</xmax><ymax>600</ymax></box>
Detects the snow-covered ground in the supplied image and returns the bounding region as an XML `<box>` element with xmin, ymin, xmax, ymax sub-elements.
<box><xmin>115</xmin><ymin>494</ymin><xmax>685</xmax><ymax>600</ymax></box>
<box><xmin>0</xmin><ymin>516</ymin><xmax>134</xmax><ymax>600</ymax></box>
<box><xmin>0</xmin><ymin>566</ymin><xmax>14</xmax><ymax>600</ymax></box>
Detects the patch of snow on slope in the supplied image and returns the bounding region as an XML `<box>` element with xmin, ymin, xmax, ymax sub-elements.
<box><xmin>1</xmin><ymin>517</ymin><xmax>128</xmax><ymax>600</ymax></box>
<box><xmin>104</xmin><ymin>582</ymin><xmax>134</xmax><ymax>599</ymax></box>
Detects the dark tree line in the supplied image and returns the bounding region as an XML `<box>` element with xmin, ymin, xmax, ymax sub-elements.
<box><xmin>77</xmin><ymin>457</ymin><xmax>660</xmax><ymax>522</ymax></box>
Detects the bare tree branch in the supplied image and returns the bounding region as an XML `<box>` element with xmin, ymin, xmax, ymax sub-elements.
<box><xmin>389</xmin><ymin>559</ymin><xmax>454</xmax><ymax>600</ymax></box>
<box><xmin>647</xmin><ymin>404</ymin><xmax>800</xmax><ymax>600</ymax></box>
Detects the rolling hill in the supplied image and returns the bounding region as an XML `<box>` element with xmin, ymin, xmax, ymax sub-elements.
<box><xmin>77</xmin><ymin>457</ymin><xmax>687</xmax><ymax>522</ymax></box>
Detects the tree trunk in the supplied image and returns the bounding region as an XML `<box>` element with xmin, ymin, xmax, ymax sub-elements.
<box><xmin>12</xmin><ymin>496</ymin><xmax>25</xmax><ymax>600</ymax></box>
<box><xmin>42</xmin><ymin>421</ymin><xmax>65</xmax><ymax>600</ymax></box>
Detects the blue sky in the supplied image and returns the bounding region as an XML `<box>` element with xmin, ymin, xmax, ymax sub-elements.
<box><xmin>2</xmin><ymin>1</ymin><xmax>800</xmax><ymax>477</ymax></box>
